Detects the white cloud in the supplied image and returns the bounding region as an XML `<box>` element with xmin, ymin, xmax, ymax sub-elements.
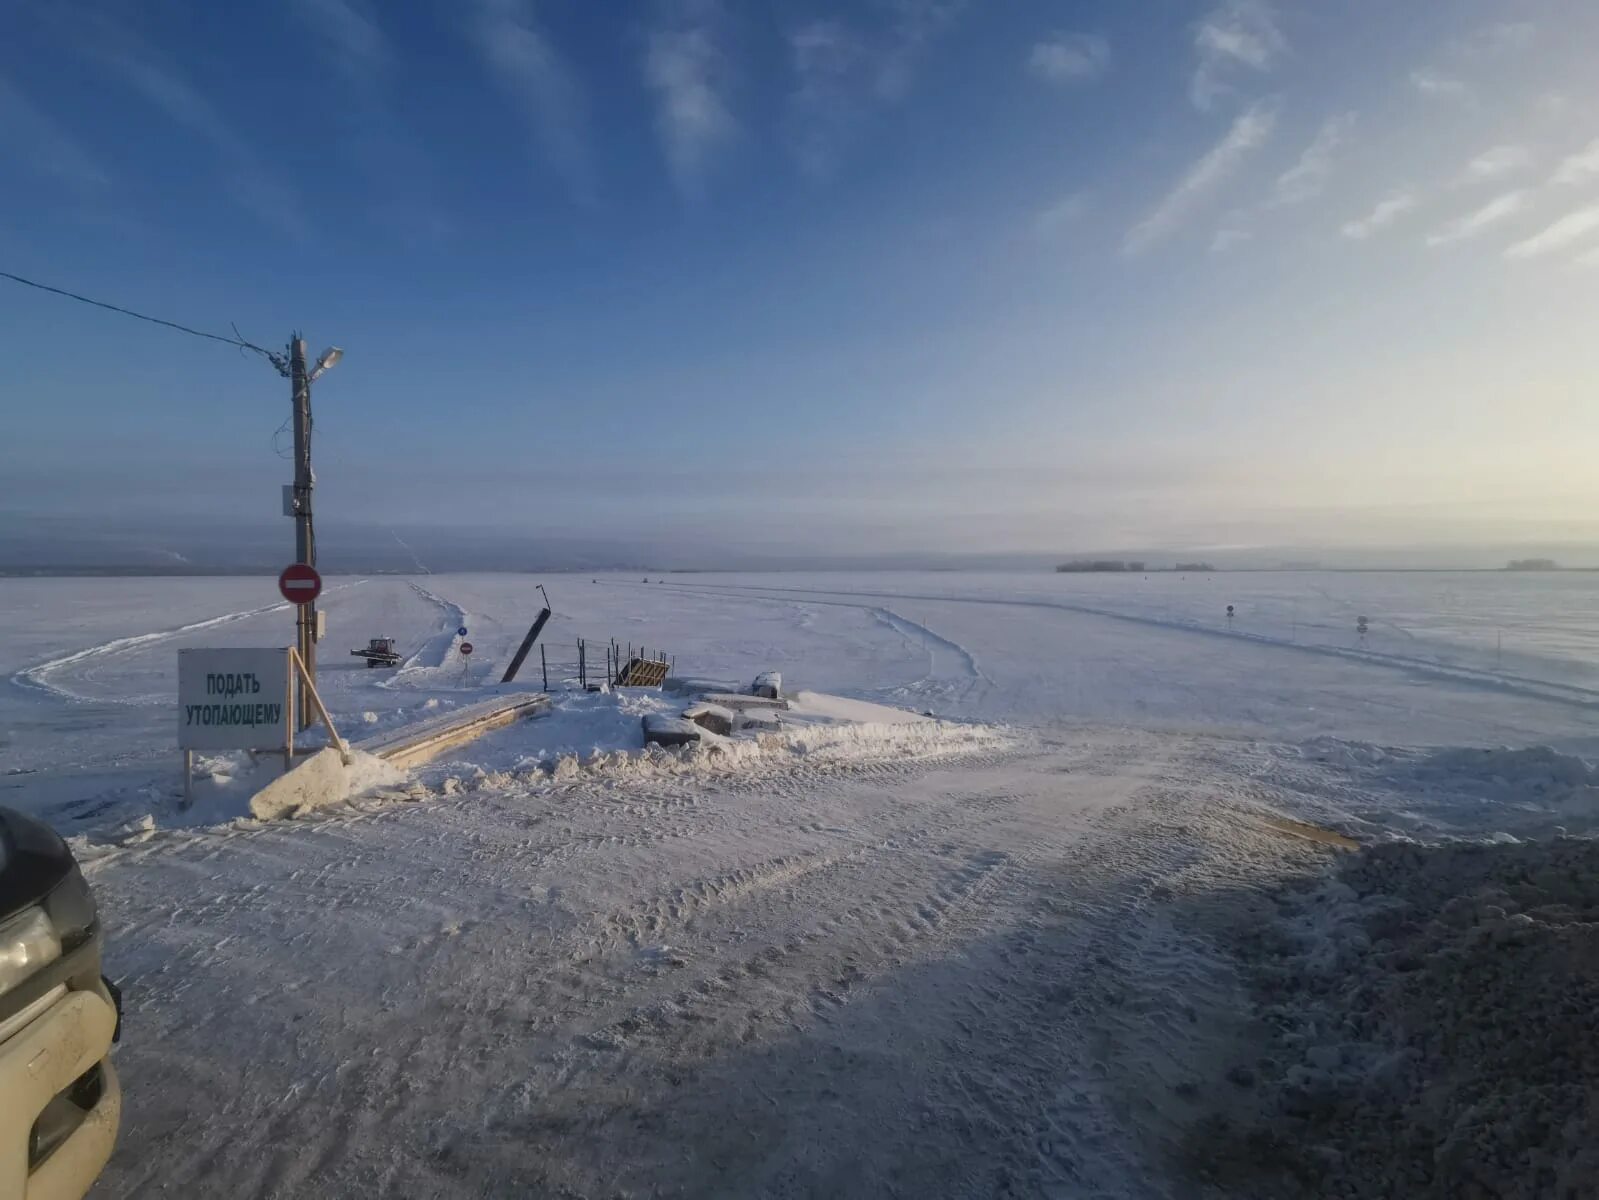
<box><xmin>1124</xmin><ymin>102</ymin><xmax>1277</xmax><ymax>255</ymax></box>
<box><xmin>1410</xmin><ymin>69</ymin><xmax>1468</xmax><ymax>100</ymax></box>
<box><xmin>1191</xmin><ymin>0</ymin><xmax>1286</xmax><ymax>111</ymax></box>
<box><xmin>0</xmin><ymin>71</ymin><xmax>107</xmax><ymax>188</ymax></box>
<box><xmin>1551</xmin><ymin>138</ymin><xmax>1599</xmax><ymax>187</ymax></box>
<box><xmin>1028</xmin><ymin>33</ymin><xmax>1110</xmax><ymax>86</ymax></box>
<box><xmin>1341</xmin><ymin>190</ymin><xmax>1418</xmax><ymax>240</ymax></box>
<box><xmin>1270</xmin><ymin>113</ymin><xmax>1354</xmax><ymax>206</ymax></box>
<box><xmin>645</xmin><ymin>18</ymin><xmax>736</xmax><ymax>198</ymax></box>
<box><xmin>1505</xmin><ymin>204</ymin><xmax>1599</xmax><ymax>260</ymax></box>
<box><xmin>1033</xmin><ymin>190</ymin><xmax>1091</xmax><ymax>238</ymax></box>
<box><xmin>1573</xmin><ymin>245</ymin><xmax>1599</xmax><ymax>268</ymax></box>
<box><xmin>1425</xmin><ymin>190</ymin><xmax>1531</xmax><ymax>247</ymax></box>
<box><xmin>1461</xmin><ymin>145</ymin><xmax>1532</xmax><ymax>184</ymax></box>
<box><xmin>466</xmin><ymin>0</ymin><xmax>592</xmax><ymax>203</ymax></box>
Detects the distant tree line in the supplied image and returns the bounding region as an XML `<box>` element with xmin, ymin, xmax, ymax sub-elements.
<box><xmin>1506</xmin><ymin>559</ymin><xmax>1559</xmax><ymax>571</ymax></box>
<box><xmin>1172</xmin><ymin>562</ymin><xmax>1216</xmax><ymax>572</ymax></box>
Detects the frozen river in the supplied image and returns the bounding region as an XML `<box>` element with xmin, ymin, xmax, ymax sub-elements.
<box><xmin>5</xmin><ymin>570</ymin><xmax>1598</xmax><ymax>1198</ymax></box>
<box><xmin>5</xmin><ymin>570</ymin><xmax>1598</xmax><ymax>826</ymax></box>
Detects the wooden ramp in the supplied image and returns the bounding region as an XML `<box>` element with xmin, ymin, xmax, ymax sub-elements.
<box><xmin>615</xmin><ymin>657</ymin><xmax>670</xmax><ymax>687</ymax></box>
<box><xmin>359</xmin><ymin>693</ymin><xmax>551</xmax><ymax>770</ymax></box>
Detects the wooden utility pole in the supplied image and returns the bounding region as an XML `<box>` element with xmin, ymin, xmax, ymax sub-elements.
<box><xmin>290</xmin><ymin>336</ymin><xmax>317</xmax><ymax>731</ymax></box>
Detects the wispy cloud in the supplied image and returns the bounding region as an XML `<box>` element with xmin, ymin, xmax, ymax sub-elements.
<box><xmin>70</xmin><ymin>14</ymin><xmax>305</xmax><ymax>237</ymax></box>
<box><xmin>1460</xmin><ymin>144</ymin><xmax>1532</xmax><ymax>185</ymax></box>
<box><xmin>644</xmin><ymin>7</ymin><xmax>736</xmax><ymax>198</ymax></box>
<box><xmin>1269</xmin><ymin>113</ymin><xmax>1354</xmax><ymax>206</ymax></box>
<box><xmin>291</xmin><ymin>0</ymin><xmax>388</xmax><ymax>88</ymax></box>
<box><xmin>874</xmin><ymin>0</ymin><xmax>967</xmax><ymax>102</ymax></box>
<box><xmin>1342</xmin><ymin>190</ymin><xmax>1418</xmax><ymax>240</ymax></box>
<box><xmin>1426</xmin><ymin>190</ymin><xmax>1531</xmax><ymax>247</ymax></box>
<box><xmin>785</xmin><ymin>3</ymin><xmax>965</xmax><ymax>180</ymax></box>
<box><xmin>466</xmin><ymin>0</ymin><xmax>593</xmax><ymax>203</ymax></box>
<box><xmin>0</xmin><ymin>70</ymin><xmax>107</xmax><ymax>189</ymax></box>
<box><xmin>290</xmin><ymin>0</ymin><xmax>449</xmax><ymax>242</ymax></box>
<box><xmin>1190</xmin><ymin>0</ymin><xmax>1286</xmax><ymax>111</ymax></box>
<box><xmin>1124</xmin><ymin>102</ymin><xmax>1277</xmax><ymax>255</ymax></box>
<box><xmin>1574</xmin><ymin>244</ymin><xmax>1599</xmax><ymax>269</ymax></box>
<box><xmin>786</xmin><ymin>21</ymin><xmax>868</xmax><ymax>180</ymax></box>
<box><xmin>1452</xmin><ymin>21</ymin><xmax>1537</xmax><ymax>58</ymax></box>
<box><xmin>1210</xmin><ymin>227</ymin><xmax>1253</xmax><ymax>254</ymax></box>
<box><xmin>1505</xmin><ymin>204</ymin><xmax>1599</xmax><ymax>260</ymax></box>
<box><xmin>1410</xmin><ymin>69</ymin><xmax>1468</xmax><ymax>100</ymax></box>
<box><xmin>1033</xmin><ymin>190</ymin><xmax>1091</xmax><ymax>239</ymax></box>
<box><xmin>1028</xmin><ymin>32</ymin><xmax>1110</xmax><ymax>86</ymax></box>
<box><xmin>1551</xmin><ymin>138</ymin><xmax>1599</xmax><ymax>187</ymax></box>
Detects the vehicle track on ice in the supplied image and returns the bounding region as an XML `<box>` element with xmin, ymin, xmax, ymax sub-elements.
<box><xmin>649</xmin><ymin>577</ymin><xmax>1599</xmax><ymax>713</ymax></box>
<box><xmin>86</xmin><ymin>728</ymin><xmax>1351</xmax><ymax>1199</ymax></box>
<box><xmin>384</xmin><ymin>581</ymin><xmax>469</xmax><ymax>685</ymax></box>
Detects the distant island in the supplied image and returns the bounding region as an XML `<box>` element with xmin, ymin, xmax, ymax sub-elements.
<box><xmin>1056</xmin><ymin>560</ymin><xmax>1146</xmax><ymax>573</ymax></box>
<box><xmin>1055</xmin><ymin>560</ymin><xmax>1220</xmax><ymax>573</ymax></box>
<box><xmin>1506</xmin><ymin>559</ymin><xmax>1560</xmax><ymax>571</ymax></box>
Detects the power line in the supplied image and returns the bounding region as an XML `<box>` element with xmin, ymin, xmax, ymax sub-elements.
<box><xmin>0</xmin><ymin>268</ymin><xmax>271</xmax><ymax>357</ymax></box>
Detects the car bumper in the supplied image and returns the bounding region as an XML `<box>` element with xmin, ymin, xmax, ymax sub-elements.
<box><xmin>0</xmin><ymin>981</ymin><xmax>121</xmax><ymax>1200</ymax></box>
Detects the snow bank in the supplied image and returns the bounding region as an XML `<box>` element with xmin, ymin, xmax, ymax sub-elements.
<box><xmin>408</xmin><ymin>685</ymin><xmax>1005</xmax><ymax>786</ymax></box>
<box><xmin>1293</xmin><ymin>739</ymin><xmax>1599</xmax><ymax>841</ymax></box>
<box><xmin>1191</xmin><ymin>837</ymin><xmax>1599</xmax><ymax>1199</ymax></box>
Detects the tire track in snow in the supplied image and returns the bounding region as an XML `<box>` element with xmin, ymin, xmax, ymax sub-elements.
<box><xmin>871</xmin><ymin>605</ymin><xmax>989</xmax><ymax>702</ymax></box>
<box><xmin>384</xmin><ymin>581</ymin><xmax>469</xmax><ymax>685</ymax></box>
<box><xmin>11</xmin><ymin>583</ymin><xmax>365</xmax><ymax>706</ymax></box>
<box><xmin>650</xmin><ymin>579</ymin><xmax>1599</xmax><ymax>714</ymax></box>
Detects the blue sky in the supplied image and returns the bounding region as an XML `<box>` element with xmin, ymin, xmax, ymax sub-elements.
<box><xmin>4</xmin><ymin>0</ymin><xmax>1599</xmax><ymax>560</ymax></box>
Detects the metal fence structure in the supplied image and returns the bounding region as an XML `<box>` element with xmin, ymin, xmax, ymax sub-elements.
<box><xmin>536</xmin><ymin>639</ymin><xmax>674</xmax><ymax>691</ymax></box>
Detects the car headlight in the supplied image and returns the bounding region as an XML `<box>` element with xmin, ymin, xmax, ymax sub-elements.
<box><xmin>0</xmin><ymin>907</ymin><xmax>62</xmax><ymax>998</ymax></box>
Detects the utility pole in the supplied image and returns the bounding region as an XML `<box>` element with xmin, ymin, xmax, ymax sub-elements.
<box><xmin>276</xmin><ymin>334</ymin><xmax>342</xmax><ymax>731</ymax></box>
<box><xmin>290</xmin><ymin>336</ymin><xmax>317</xmax><ymax>730</ymax></box>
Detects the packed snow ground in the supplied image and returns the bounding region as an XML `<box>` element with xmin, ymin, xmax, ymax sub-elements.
<box><xmin>3</xmin><ymin>570</ymin><xmax>1598</xmax><ymax>1196</ymax></box>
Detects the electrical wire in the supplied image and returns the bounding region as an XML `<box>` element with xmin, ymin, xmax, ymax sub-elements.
<box><xmin>0</xmin><ymin>268</ymin><xmax>272</xmax><ymax>357</ymax></box>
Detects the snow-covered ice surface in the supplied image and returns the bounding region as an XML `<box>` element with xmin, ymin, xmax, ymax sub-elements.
<box><xmin>4</xmin><ymin>570</ymin><xmax>1598</xmax><ymax>1196</ymax></box>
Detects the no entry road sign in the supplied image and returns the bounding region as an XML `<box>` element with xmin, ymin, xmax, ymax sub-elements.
<box><xmin>278</xmin><ymin>563</ymin><xmax>323</xmax><ymax>605</ymax></box>
<box><xmin>459</xmin><ymin>641</ymin><xmax>474</xmax><ymax>656</ymax></box>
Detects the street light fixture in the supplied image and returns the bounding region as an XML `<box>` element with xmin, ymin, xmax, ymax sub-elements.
<box><xmin>310</xmin><ymin>346</ymin><xmax>343</xmax><ymax>381</ymax></box>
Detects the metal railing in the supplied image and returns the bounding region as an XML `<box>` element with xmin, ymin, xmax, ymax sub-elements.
<box><xmin>537</xmin><ymin>639</ymin><xmax>674</xmax><ymax>691</ymax></box>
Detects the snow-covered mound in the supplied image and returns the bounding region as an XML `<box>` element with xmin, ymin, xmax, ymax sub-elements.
<box><xmin>1194</xmin><ymin>837</ymin><xmax>1599</xmax><ymax>1199</ymax></box>
<box><xmin>411</xmin><ymin>686</ymin><xmax>1008</xmax><ymax>793</ymax></box>
<box><xmin>1292</xmin><ymin>739</ymin><xmax>1599</xmax><ymax>841</ymax></box>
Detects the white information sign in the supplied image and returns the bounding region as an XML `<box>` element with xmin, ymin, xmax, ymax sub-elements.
<box><xmin>178</xmin><ymin>648</ymin><xmax>291</xmax><ymax>751</ymax></box>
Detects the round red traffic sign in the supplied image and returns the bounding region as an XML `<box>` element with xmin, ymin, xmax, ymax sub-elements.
<box><xmin>459</xmin><ymin>641</ymin><xmax>474</xmax><ymax>656</ymax></box>
<box><xmin>278</xmin><ymin>562</ymin><xmax>323</xmax><ymax>605</ymax></box>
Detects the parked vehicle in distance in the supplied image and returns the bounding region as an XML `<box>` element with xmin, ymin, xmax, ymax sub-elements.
<box><xmin>350</xmin><ymin>636</ymin><xmax>401</xmax><ymax>668</ymax></box>
<box><xmin>0</xmin><ymin>807</ymin><xmax>121</xmax><ymax>1199</ymax></box>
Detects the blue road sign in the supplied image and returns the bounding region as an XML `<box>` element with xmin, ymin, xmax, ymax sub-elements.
<box><xmin>457</xmin><ymin>626</ymin><xmax>468</xmax><ymax>637</ymax></box>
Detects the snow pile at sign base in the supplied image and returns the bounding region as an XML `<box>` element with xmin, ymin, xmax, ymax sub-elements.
<box><xmin>1192</xmin><ymin>837</ymin><xmax>1599</xmax><ymax>1199</ymax></box>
